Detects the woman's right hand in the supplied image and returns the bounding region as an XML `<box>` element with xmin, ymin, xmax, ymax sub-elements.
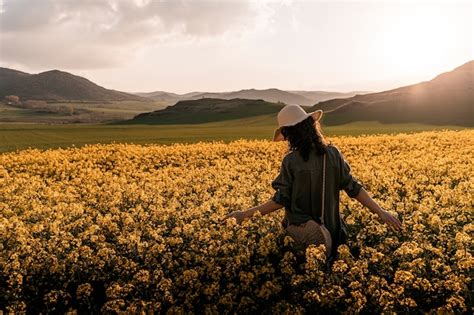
<box><xmin>220</xmin><ymin>210</ymin><xmax>248</xmax><ymax>225</ymax></box>
<box><xmin>376</xmin><ymin>208</ymin><xmax>402</xmax><ymax>231</ymax></box>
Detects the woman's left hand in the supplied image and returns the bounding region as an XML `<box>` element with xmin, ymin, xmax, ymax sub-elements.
<box><xmin>221</xmin><ymin>210</ymin><xmax>248</xmax><ymax>225</ymax></box>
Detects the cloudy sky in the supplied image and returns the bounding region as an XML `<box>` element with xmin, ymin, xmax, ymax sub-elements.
<box><xmin>0</xmin><ymin>0</ymin><xmax>472</xmax><ymax>93</ymax></box>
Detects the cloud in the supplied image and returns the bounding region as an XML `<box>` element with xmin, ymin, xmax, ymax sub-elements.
<box><xmin>0</xmin><ymin>0</ymin><xmax>281</xmax><ymax>69</ymax></box>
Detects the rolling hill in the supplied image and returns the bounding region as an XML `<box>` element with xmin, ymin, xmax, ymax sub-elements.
<box><xmin>313</xmin><ymin>61</ymin><xmax>474</xmax><ymax>126</ymax></box>
<box><xmin>0</xmin><ymin>67</ymin><xmax>149</xmax><ymax>102</ymax></box>
<box><xmin>126</xmin><ymin>98</ymin><xmax>287</xmax><ymax>124</ymax></box>
<box><xmin>133</xmin><ymin>91</ymin><xmax>183</xmax><ymax>103</ymax></box>
<box><xmin>135</xmin><ymin>88</ymin><xmax>365</xmax><ymax>106</ymax></box>
<box><xmin>288</xmin><ymin>90</ymin><xmax>371</xmax><ymax>102</ymax></box>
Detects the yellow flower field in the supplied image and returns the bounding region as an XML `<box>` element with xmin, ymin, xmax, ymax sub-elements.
<box><xmin>1</xmin><ymin>129</ymin><xmax>473</xmax><ymax>313</ymax></box>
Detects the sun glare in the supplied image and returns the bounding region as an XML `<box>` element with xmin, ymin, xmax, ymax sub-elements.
<box><xmin>375</xmin><ymin>4</ymin><xmax>463</xmax><ymax>81</ymax></box>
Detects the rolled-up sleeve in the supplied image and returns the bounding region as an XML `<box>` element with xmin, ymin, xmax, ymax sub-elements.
<box><xmin>337</xmin><ymin>147</ymin><xmax>364</xmax><ymax>198</ymax></box>
<box><xmin>271</xmin><ymin>157</ymin><xmax>293</xmax><ymax>208</ymax></box>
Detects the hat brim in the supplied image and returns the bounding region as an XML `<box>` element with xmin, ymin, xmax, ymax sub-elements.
<box><xmin>272</xmin><ymin>109</ymin><xmax>323</xmax><ymax>142</ymax></box>
<box><xmin>310</xmin><ymin>109</ymin><xmax>323</xmax><ymax>122</ymax></box>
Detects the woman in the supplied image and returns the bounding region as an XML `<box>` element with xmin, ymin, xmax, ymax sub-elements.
<box><xmin>221</xmin><ymin>105</ymin><xmax>402</xmax><ymax>262</ymax></box>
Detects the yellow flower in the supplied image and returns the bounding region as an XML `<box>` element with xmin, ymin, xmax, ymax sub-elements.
<box><xmin>394</xmin><ymin>270</ymin><xmax>415</xmax><ymax>284</ymax></box>
<box><xmin>1</xmin><ymin>129</ymin><xmax>472</xmax><ymax>313</ymax></box>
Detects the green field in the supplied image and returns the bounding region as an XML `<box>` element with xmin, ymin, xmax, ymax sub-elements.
<box><xmin>0</xmin><ymin>101</ymin><xmax>168</xmax><ymax>124</ymax></box>
<box><xmin>0</xmin><ymin>113</ymin><xmax>469</xmax><ymax>153</ymax></box>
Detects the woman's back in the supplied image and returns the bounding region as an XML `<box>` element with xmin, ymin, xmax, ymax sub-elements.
<box><xmin>271</xmin><ymin>144</ymin><xmax>364</xmax><ymax>251</ymax></box>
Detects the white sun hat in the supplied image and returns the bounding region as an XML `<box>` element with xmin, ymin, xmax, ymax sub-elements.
<box><xmin>272</xmin><ymin>105</ymin><xmax>323</xmax><ymax>142</ymax></box>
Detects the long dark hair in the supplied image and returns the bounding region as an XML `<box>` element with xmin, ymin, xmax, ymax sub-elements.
<box><xmin>280</xmin><ymin>115</ymin><xmax>329</xmax><ymax>161</ymax></box>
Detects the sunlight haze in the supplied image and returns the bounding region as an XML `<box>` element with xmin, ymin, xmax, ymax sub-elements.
<box><xmin>0</xmin><ymin>0</ymin><xmax>472</xmax><ymax>93</ymax></box>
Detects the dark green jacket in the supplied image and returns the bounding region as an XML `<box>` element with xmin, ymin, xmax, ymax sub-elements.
<box><xmin>271</xmin><ymin>144</ymin><xmax>364</xmax><ymax>254</ymax></box>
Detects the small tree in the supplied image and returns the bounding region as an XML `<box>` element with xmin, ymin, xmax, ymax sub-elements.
<box><xmin>5</xmin><ymin>95</ymin><xmax>20</xmax><ymax>104</ymax></box>
<box><xmin>66</xmin><ymin>105</ymin><xmax>74</xmax><ymax>116</ymax></box>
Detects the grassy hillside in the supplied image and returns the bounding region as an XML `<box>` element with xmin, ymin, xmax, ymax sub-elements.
<box><xmin>126</xmin><ymin>98</ymin><xmax>286</xmax><ymax>124</ymax></box>
<box><xmin>0</xmin><ymin>116</ymin><xmax>468</xmax><ymax>153</ymax></box>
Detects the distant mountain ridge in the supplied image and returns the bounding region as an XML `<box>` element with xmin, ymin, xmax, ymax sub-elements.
<box><xmin>135</xmin><ymin>88</ymin><xmax>366</xmax><ymax>106</ymax></box>
<box><xmin>310</xmin><ymin>60</ymin><xmax>474</xmax><ymax>126</ymax></box>
<box><xmin>0</xmin><ymin>67</ymin><xmax>148</xmax><ymax>102</ymax></box>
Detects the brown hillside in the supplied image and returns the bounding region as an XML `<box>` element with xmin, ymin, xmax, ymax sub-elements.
<box><xmin>0</xmin><ymin>68</ymin><xmax>149</xmax><ymax>102</ymax></box>
<box><xmin>312</xmin><ymin>61</ymin><xmax>474</xmax><ymax>126</ymax></box>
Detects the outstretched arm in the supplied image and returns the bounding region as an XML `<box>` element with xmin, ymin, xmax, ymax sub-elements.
<box><xmin>221</xmin><ymin>155</ymin><xmax>291</xmax><ymax>225</ymax></box>
<box><xmin>353</xmin><ymin>187</ymin><xmax>402</xmax><ymax>231</ymax></box>
<box><xmin>220</xmin><ymin>199</ymin><xmax>283</xmax><ymax>224</ymax></box>
<box><xmin>335</xmin><ymin>145</ymin><xmax>402</xmax><ymax>231</ymax></box>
